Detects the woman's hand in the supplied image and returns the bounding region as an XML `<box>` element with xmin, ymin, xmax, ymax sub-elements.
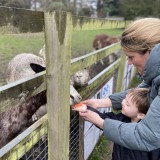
<box><xmin>79</xmin><ymin>110</ymin><xmax>104</xmax><ymax>129</ymax></box>
<box><xmin>81</xmin><ymin>99</ymin><xmax>100</xmax><ymax>109</ymax></box>
<box><xmin>82</xmin><ymin>98</ymin><xmax>112</xmax><ymax>109</ymax></box>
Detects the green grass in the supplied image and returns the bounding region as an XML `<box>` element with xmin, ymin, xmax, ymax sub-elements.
<box><xmin>88</xmin><ymin>135</ymin><xmax>113</xmax><ymax>160</ymax></box>
<box><xmin>0</xmin><ymin>33</ymin><xmax>45</xmax><ymax>59</ymax></box>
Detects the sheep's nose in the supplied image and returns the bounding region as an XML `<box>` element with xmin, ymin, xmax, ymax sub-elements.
<box><xmin>73</xmin><ymin>95</ymin><xmax>82</xmax><ymax>104</ymax></box>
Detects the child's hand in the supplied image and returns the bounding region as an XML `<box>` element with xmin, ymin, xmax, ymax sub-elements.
<box><xmin>79</xmin><ymin>110</ymin><xmax>104</xmax><ymax>129</ymax></box>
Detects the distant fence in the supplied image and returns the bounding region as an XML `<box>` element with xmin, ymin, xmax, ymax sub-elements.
<box><xmin>0</xmin><ymin>6</ymin><xmax>134</xmax><ymax>160</ymax></box>
<box><xmin>0</xmin><ymin>6</ymin><xmax>44</xmax><ymax>33</ymax></box>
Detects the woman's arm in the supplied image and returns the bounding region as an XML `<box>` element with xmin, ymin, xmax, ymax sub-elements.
<box><xmin>109</xmin><ymin>90</ymin><xmax>128</xmax><ymax>109</ymax></box>
<box><xmin>103</xmin><ymin>94</ymin><xmax>160</xmax><ymax>151</ymax></box>
<box><xmin>82</xmin><ymin>90</ymin><xmax>129</xmax><ymax>109</ymax></box>
<box><xmin>82</xmin><ymin>98</ymin><xmax>112</xmax><ymax>109</ymax></box>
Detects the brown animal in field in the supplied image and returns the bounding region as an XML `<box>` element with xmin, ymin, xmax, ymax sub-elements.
<box><xmin>92</xmin><ymin>34</ymin><xmax>119</xmax><ymax>50</ymax></box>
<box><xmin>92</xmin><ymin>34</ymin><xmax>120</xmax><ymax>66</ymax></box>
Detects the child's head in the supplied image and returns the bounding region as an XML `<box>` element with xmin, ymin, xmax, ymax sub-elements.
<box><xmin>121</xmin><ymin>88</ymin><xmax>150</xmax><ymax>122</ymax></box>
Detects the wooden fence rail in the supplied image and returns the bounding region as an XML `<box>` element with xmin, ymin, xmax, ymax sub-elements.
<box><xmin>0</xmin><ymin>7</ymin><xmax>134</xmax><ymax>160</ymax></box>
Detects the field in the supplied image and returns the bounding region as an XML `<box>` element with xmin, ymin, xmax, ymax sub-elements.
<box><xmin>0</xmin><ymin>28</ymin><xmax>123</xmax><ymax>58</ymax></box>
<box><xmin>72</xmin><ymin>28</ymin><xmax>123</xmax><ymax>57</ymax></box>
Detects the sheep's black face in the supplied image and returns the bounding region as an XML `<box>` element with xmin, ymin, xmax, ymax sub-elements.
<box><xmin>30</xmin><ymin>63</ymin><xmax>46</xmax><ymax>73</ymax></box>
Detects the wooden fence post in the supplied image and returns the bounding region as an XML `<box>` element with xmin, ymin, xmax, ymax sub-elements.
<box><xmin>116</xmin><ymin>50</ymin><xmax>126</xmax><ymax>92</ymax></box>
<box><xmin>44</xmin><ymin>11</ymin><xmax>72</xmax><ymax>160</ymax></box>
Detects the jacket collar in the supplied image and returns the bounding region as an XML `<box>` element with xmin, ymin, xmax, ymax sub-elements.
<box><xmin>142</xmin><ymin>43</ymin><xmax>160</xmax><ymax>86</ymax></box>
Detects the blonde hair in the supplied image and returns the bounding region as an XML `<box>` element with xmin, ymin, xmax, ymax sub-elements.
<box><xmin>121</xmin><ymin>18</ymin><xmax>160</xmax><ymax>54</ymax></box>
<box><xmin>128</xmin><ymin>88</ymin><xmax>150</xmax><ymax>114</ymax></box>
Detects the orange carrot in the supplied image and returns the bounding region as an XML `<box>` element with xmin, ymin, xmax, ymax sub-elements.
<box><xmin>74</xmin><ymin>102</ymin><xmax>83</xmax><ymax>108</ymax></box>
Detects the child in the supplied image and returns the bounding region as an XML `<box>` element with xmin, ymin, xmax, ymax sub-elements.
<box><xmin>74</xmin><ymin>88</ymin><xmax>160</xmax><ymax>160</ymax></box>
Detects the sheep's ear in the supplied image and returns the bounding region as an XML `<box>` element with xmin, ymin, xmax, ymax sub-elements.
<box><xmin>30</xmin><ymin>63</ymin><xmax>46</xmax><ymax>73</ymax></box>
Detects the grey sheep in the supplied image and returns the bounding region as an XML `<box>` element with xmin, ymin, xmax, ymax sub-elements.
<box><xmin>6</xmin><ymin>52</ymin><xmax>83</xmax><ymax>122</ymax></box>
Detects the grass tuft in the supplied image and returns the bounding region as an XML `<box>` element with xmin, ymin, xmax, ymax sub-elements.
<box><xmin>88</xmin><ymin>135</ymin><xmax>113</xmax><ymax>160</ymax></box>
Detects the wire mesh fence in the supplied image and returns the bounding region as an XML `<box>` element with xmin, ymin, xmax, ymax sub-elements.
<box><xmin>20</xmin><ymin>134</ymin><xmax>48</xmax><ymax>160</ymax></box>
<box><xmin>1</xmin><ymin>111</ymin><xmax>81</xmax><ymax>160</ymax></box>
<box><xmin>1</xmin><ymin>120</ymin><xmax>47</xmax><ymax>160</ymax></box>
<box><xmin>70</xmin><ymin>111</ymin><xmax>80</xmax><ymax>160</ymax></box>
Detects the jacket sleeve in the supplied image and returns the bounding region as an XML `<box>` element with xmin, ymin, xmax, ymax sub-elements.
<box><xmin>109</xmin><ymin>90</ymin><xmax>129</xmax><ymax>110</ymax></box>
<box><xmin>103</xmin><ymin>87</ymin><xmax>160</xmax><ymax>151</ymax></box>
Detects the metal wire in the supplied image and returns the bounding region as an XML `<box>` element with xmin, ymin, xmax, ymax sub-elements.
<box><xmin>69</xmin><ymin>111</ymin><xmax>80</xmax><ymax>160</ymax></box>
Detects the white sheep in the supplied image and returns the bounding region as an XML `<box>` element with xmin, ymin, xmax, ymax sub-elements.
<box><xmin>6</xmin><ymin>53</ymin><xmax>46</xmax><ymax>83</ymax></box>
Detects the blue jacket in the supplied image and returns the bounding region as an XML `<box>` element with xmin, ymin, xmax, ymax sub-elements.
<box><xmin>103</xmin><ymin>43</ymin><xmax>160</xmax><ymax>151</ymax></box>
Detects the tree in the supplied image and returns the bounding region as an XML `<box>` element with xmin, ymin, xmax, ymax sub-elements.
<box><xmin>36</xmin><ymin>0</ymin><xmax>74</xmax><ymax>13</ymax></box>
<box><xmin>119</xmin><ymin>0</ymin><xmax>159</xmax><ymax>20</ymax></box>
<box><xmin>0</xmin><ymin>0</ymin><xmax>31</xmax><ymax>9</ymax></box>
<box><xmin>97</xmin><ymin>0</ymin><xmax>105</xmax><ymax>17</ymax></box>
<box><xmin>78</xmin><ymin>7</ymin><xmax>92</xmax><ymax>17</ymax></box>
<box><xmin>103</xmin><ymin>0</ymin><xmax>120</xmax><ymax>17</ymax></box>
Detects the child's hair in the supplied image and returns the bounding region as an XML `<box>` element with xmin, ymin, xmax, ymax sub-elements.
<box><xmin>128</xmin><ymin>88</ymin><xmax>150</xmax><ymax>114</ymax></box>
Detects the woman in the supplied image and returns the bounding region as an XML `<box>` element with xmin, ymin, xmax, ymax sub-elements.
<box><xmin>79</xmin><ymin>18</ymin><xmax>160</xmax><ymax>151</ymax></box>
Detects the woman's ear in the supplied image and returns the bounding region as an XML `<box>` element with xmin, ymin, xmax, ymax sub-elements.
<box><xmin>137</xmin><ymin>113</ymin><xmax>145</xmax><ymax>120</ymax></box>
<box><xmin>145</xmin><ymin>50</ymin><xmax>151</xmax><ymax>57</ymax></box>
